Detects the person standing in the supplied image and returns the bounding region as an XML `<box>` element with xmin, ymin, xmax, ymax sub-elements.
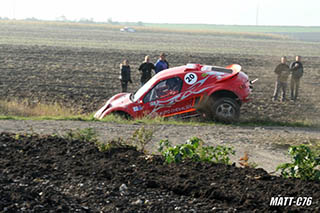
<box><xmin>138</xmin><ymin>55</ymin><xmax>155</xmax><ymax>86</ymax></box>
<box><xmin>154</xmin><ymin>53</ymin><xmax>169</xmax><ymax>74</ymax></box>
<box><xmin>289</xmin><ymin>55</ymin><xmax>304</xmax><ymax>101</ymax></box>
<box><xmin>119</xmin><ymin>59</ymin><xmax>132</xmax><ymax>92</ymax></box>
<box><xmin>272</xmin><ymin>56</ymin><xmax>290</xmax><ymax>102</ymax></box>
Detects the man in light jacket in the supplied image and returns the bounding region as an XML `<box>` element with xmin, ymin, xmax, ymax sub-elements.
<box><xmin>273</xmin><ymin>56</ymin><xmax>290</xmax><ymax>102</ymax></box>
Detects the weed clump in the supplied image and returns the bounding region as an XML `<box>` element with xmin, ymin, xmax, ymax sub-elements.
<box><xmin>276</xmin><ymin>144</ymin><xmax>320</xmax><ymax>181</ymax></box>
<box><xmin>97</xmin><ymin>138</ymin><xmax>130</xmax><ymax>152</ymax></box>
<box><xmin>128</xmin><ymin>126</ymin><xmax>153</xmax><ymax>153</ymax></box>
<box><xmin>64</xmin><ymin>128</ymin><xmax>98</xmax><ymax>143</ymax></box>
<box><xmin>158</xmin><ymin>136</ymin><xmax>235</xmax><ymax>164</ymax></box>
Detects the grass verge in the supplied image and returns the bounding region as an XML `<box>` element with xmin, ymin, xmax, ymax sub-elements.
<box><xmin>0</xmin><ymin>99</ymin><xmax>78</xmax><ymax>117</ymax></box>
<box><xmin>0</xmin><ymin>99</ymin><xmax>318</xmax><ymax>128</ymax></box>
<box><xmin>0</xmin><ymin>113</ymin><xmax>318</xmax><ymax>129</ymax></box>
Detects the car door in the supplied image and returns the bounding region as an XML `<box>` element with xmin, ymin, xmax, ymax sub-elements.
<box><xmin>142</xmin><ymin>77</ymin><xmax>188</xmax><ymax>117</ymax></box>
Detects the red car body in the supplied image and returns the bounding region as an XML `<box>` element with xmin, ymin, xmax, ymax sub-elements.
<box><xmin>94</xmin><ymin>63</ymin><xmax>253</xmax><ymax>121</ymax></box>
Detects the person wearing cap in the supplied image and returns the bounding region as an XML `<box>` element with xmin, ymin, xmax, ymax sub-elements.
<box><xmin>154</xmin><ymin>53</ymin><xmax>169</xmax><ymax>74</ymax></box>
<box><xmin>138</xmin><ymin>55</ymin><xmax>155</xmax><ymax>86</ymax></box>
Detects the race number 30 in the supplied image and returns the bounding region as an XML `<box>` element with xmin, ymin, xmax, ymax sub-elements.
<box><xmin>184</xmin><ymin>72</ymin><xmax>197</xmax><ymax>85</ymax></box>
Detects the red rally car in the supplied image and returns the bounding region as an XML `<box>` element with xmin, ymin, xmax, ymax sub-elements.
<box><xmin>94</xmin><ymin>63</ymin><xmax>256</xmax><ymax>122</ymax></box>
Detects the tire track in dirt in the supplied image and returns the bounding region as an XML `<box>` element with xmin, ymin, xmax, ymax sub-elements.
<box><xmin>1</xmin><ymin>120</ymin><xmax>319</xmax><ymax>173</ymax></box>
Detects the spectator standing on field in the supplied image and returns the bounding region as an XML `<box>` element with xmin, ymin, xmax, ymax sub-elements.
<box><xmin>272</xmin><ymin>56</ymin><xmax>290</xmax><ymax>102</ymax></box>
<box><xmin>289</xmin><ymin>55</ymin><xmax>304</xmax><ymax>101</ymax></box>
<box><xmin>154</xmin><ymin>52</ymin><xmax>169</xmax><ymax>74</ymax></box>
<box><xmin>119</xmin><ymin>59</ymin><xmax>132</xmax><ymax>92</ymax></box>
<box><xmin>138</xmin><ymin>55</ymin><xmax>155</xmax><ymax>86</ymax></box>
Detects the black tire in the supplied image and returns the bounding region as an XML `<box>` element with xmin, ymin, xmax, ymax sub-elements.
<box><xmin>210</xmin><ymin>97</ymin><xmax>240</xmax><ymax>123</ymax></box>
<box><xmin>112</xmin><ymin>111</ymin><xmax>132</xmax><ymax>120</ymax></box>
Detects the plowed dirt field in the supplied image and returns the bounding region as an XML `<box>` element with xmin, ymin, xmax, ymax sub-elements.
<box><xmin>1</xmin><ymin>132</ymin><xmax>319</xmax><ymax>212</ymax></box>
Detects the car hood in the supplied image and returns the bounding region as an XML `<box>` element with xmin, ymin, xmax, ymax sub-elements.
<box><xmin>108</xmin><ymin>93</ymin><xmax>131</xmax><ymax>106</ymax></box>
<box><xmin>94</xmin><ymin>93</ymin><xmax>131</xmax><ymax>119</ymax></box>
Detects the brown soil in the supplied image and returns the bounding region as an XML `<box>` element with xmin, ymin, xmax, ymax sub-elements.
<box><xmin>1</xmin><ymin>120</ymin><xmax>320</xmax><ymax>173</ymax></box>
<box><xmin>1</xmin><ymin>132</ymin><xmax>319</xmax><ymax>212</ymax></box>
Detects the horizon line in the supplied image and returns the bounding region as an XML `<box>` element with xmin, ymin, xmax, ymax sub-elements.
<box><xmin>1</xmin><ymin>17</ymin><xmax>320</xmax><ymax>28</ymax></box>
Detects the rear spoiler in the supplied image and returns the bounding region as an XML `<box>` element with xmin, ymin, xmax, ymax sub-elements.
<box><xmin>225</xmin><ymin>64</ymin><xmax>242</xmax><ymax>73</ymax></box>
<box><xmin>216</xmin><ymin>64</ymin><xmax>241</xmax><ymax>82</ymax></box>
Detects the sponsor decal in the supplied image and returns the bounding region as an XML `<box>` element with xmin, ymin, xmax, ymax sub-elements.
<box><xmin>184</xmin><ymin>72</ymin><xmax>197</xmax><ymax>85</ymax></box>
<box><xmin>133</xmin><ymin>106</ymin><xmax>143</xmax><ymax>112</ymax></box>
<box><xmin>201</xmin><ymin>73</ymin><xmax>208</xmax><ymax>77</ymax></box>
<box><xmin>158</xmin><ymin>104</ymin><xmax>193</xmax><ymax>116</ymax></box>
<box><xmin>270</xmin><ymin>196</ymin><xmax>312</xmax><ymax>207</ymax></box>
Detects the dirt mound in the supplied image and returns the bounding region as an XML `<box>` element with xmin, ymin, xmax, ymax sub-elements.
<box><xmin>0</xmin><ymin>132</ymin><xmax>319</xmax><ymax>212</ymax></box>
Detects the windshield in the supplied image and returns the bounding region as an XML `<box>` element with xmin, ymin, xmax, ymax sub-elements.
<box><xmin>132</xmin><ymin>77</ymin><xmax>158</xmax><ymax>102</ymax></box>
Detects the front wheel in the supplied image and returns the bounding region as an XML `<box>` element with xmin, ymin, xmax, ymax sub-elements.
<box><xmin>211</xmin><ymin>97</ymin><xmax>240</xmax><ymax>123</ymax></box>
<box><xmin>112</xmin><ymin>111</ymin><xmax>132</xmax><ymax>120</ymax></box>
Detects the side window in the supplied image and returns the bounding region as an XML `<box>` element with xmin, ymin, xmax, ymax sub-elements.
<box><xmin>143</xmin><ymin>77</ymin><xmax>183</xmax><ymax>103</ymax></box>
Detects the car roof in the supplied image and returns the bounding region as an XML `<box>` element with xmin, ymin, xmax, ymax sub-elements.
<box><xmin>153</xmin><ymin>64</ymin><xmax>200</xmax><ymax>81</ymax></box>
<box><xmin>154</xmin><ymin>63</ymin><xmax>239</xmax><ymax>81</ymax></box>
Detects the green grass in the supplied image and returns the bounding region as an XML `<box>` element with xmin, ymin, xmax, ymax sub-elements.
<box><xmin>0</xmin><ymin>99</ymin><xmax>80</xmax><ymax>117</ymax></box>
<box><xmin>0</xmin><ymin>115</ymin><xmax>94</xmax><ymax>121</ymax></box>
<box><xmin>0</xmin><ymin>98</ymin><xmax>317</xmax><ymax>128</ymax></box>
<box><xmin>0</xmin><ymin>113</ymin><xmax>317</xmax><ymax>129</ymax></box>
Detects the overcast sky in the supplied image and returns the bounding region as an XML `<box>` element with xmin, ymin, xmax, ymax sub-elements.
<box><xmin>0</xmin><ymin>0</ymin><xmax>319</xmax><ymax>26</ymax></box>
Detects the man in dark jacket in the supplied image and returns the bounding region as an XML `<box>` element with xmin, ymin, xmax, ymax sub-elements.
<box><xmin>289</xmin><ymin>55</ymin><xmax>303</xmax><ymax>101</ymax></box>
<box><xmin>139</xmin><ymin>55</ymin><xmax>155</xmax><ymax>86</ymax></box>
<box><xmin>273</xmin><ymin>56</ymin><xmax>290</xmax><ymax>101</ymax></box>
<box><xmin>119</xmin><ymin>59</ymin><xmax>132</xmax><ymax>92</ymax></box>
<box><xmin>154</xmin><ymin>53</ymin><xmax>169</xmax><ymax>74</ymax></box>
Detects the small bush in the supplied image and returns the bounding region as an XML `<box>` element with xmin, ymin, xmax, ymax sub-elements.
<box><xmin>158</xmin><ymin>137</ymin><xmax>235</xmax><ymax>164</ymax></box>
<box><xmin>128</xmin><ymin>126</ymin><xmax>153</xmax><ymax>153</ymax></box>
<box><xmin>276</xmin><ymin>144</ymin><xmax>320</xmax><ymax>181</ymax></box>
<box><xmin>97</xmin><ymin>138</ymin><xmax>128</xmax><ymax>152</ymax></box>
<box><xmin>64</xmin><ymin>128</ymin><xmax>98</xmax><ymax>143</ymax></box>
<box><xmin>63</xmin><ymin>128</ymin><xmax>130</xmax><ymax>152</ymax></box>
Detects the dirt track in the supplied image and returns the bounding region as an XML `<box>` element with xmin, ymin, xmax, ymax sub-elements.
<box><xmin>1</xmin><ymin>120</ymin><xmax>319</xmax><ymax>173</ymax></box>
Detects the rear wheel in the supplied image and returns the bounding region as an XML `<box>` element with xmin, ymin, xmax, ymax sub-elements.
<box><xmin>212</xmin><ymin>97</ymin><xmax>240</xmax><ymax>122</ymax></box>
